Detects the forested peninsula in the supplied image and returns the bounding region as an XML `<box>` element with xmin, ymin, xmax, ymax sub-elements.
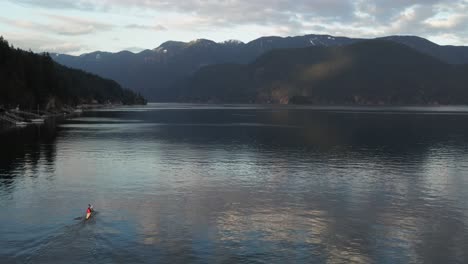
<box><xmin>0</xmin><ymin>37</ymin><xmax>146</xmax><ymax>111</ymax></box>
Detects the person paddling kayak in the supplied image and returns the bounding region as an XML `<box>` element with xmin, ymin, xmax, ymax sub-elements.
<box><xmin>86</xmin><ymin>204</ymin><xmax>94</xmax><ymax>220</ymax></box>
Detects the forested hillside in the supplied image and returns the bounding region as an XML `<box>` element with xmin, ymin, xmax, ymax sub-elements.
<box><xmin>170</xmin><ymin>40</ymin><xmax>468</xmax><ymax>105</ymax></box>
<box><xmin>0</xmin><ymin>37</ymin><xmax>146</xmax><ymax>110</ymax></box>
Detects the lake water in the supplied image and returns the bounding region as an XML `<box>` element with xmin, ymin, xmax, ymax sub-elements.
<box><xmin>1</xmin><ymin>104</ymin><xmax>468</xmax><ymax>263</ymax></box>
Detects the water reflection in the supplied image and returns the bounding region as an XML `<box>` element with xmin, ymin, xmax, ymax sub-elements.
<box><xmin>0</xmin><ymin>120</ymin><xmax>57</xmax><ymax>192</ymax></box>
<box><xmin>1</xmin><ymin>105</ymin><xmax>468</xmax><ymax>263</ymax></box>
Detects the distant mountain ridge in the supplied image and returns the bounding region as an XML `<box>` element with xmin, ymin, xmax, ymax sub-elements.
<box><xmin>51</xmin><ymin>34</ymin><xmax>468</xmax><ymax>101</ymax></box>
<box><xmin>171</xmin><ymin>40</ymin><xmax>468</xmax><ymax>105</ymax></box>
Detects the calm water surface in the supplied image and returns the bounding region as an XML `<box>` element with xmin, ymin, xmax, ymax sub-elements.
<box><xmin>1</xmin><ymin>104</ymin><xmax>468</xmax><ymax>263</ymax></box>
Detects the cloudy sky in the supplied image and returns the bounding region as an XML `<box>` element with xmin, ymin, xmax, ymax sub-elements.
<box><xmin>0</xmin><ymin>0</ymin><xmax>467</xmax><ymax>55</ymax></box>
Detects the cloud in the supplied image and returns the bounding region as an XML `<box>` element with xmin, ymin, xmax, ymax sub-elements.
<box><xmin>125</xmin><ymin>23</ymin><xmax>167</xmax><ymax>31</ymax></box>
<box><xmin>13</xmin><ymin>0</ymin><xmax>96</xmax><ymax>10</ymax></box>
<box><xmin>46</xmin><ymin>14</ymin><xmax>114</xmax><ymax>35</ymax></box>
<box><xmin>43</xmin><ymin>42</ymin><xmax>88</xmax><ymax>53</ymax></box>
<box><xmin>0</xmin><ymin>15</ymin><xmax>114</xmax><ymax>36</ymax></box>
<box><xmin>0</xmin><ymin>17</ymin><xmax>38</xmax><ymax>30</ymax></box>
<box><xmin>2</xmin><ymin>32</ymin><xmax>87</xmax><ymax>53</ymax></box>
<box><xmin>424</xmin><ymin>14</ymin><xmax>468</xmax><ymax>29</ymax></box>
<box><xmin>5</xmin><ymin>0</ymin><xmax>468</xmax><ymax>46</ymax></box>
<box><xmin>8</xmin><ymin>0</ymin><xmax>462</xmax><ymax>25</ymax></box>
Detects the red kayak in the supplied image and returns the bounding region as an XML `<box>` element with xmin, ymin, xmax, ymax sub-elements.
<box><xmin>86</xmin><ymin>207</ymin><xmax>92</xmax><ymax>220</ymax></box>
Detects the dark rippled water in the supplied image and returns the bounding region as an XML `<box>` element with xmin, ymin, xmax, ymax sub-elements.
<box><xmin>1</xmin><ymin>104</ymin><xmax>468</xmax><ymax>263</ymax></box>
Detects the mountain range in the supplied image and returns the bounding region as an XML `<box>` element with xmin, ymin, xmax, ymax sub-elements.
<box><xmin>173</xmin><ymin>40</ymin><xmax>468</xmax><ymax>105</ymax></box>
<box><xmin>51</xmin><ymin>34</ymin><xmax>468</xmax><ymax>103</ymax></box>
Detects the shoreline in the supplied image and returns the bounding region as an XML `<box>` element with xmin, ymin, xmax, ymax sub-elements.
<box><xmin>0</xmin><ymin>103</ymin><xmax>138</xmax><ymax>131</ymax></box>
<box><xmin>3</xmin><ymin>102</ymin><xmax>466</xmax><ymax>131</ymax></box>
